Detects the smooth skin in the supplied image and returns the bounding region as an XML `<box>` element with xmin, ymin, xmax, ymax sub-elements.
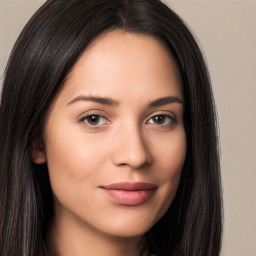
<box><xmin>32</xmin><ymin>30</ymin><xmax>186</xmax><ymax>256</ymax></box>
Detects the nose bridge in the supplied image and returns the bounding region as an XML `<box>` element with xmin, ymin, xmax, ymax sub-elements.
<box><xmin>111</xmin><ymin>121</ymin><xmax>152</xmax><ymax>169</ymax></box>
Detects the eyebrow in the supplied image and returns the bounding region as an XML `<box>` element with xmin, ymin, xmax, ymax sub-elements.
<box><xmin>68</xmin><ymin>95</ymin><xmax>183</xmax><ymax>107</ymax></box>
<box><xmin>68</xmin><ymin>95</ymin><xmax>118</xmax><ymax>106</ymax></box>
<box><xmin>148</xmin><ymin>96</ymin><xmax>184</xmax><ymax>107</ymax></box>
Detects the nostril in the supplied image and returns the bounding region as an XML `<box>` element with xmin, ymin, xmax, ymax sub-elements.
<box><xmin>111</xmin><ymin>129</ymin><xmax>152</xmax><ymax>168</ymax></box>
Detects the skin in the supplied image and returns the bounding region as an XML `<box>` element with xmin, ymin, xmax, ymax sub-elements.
<box><xmin>33</xmin><ymin>30</ymin><xmax>186</xmax><ymax>256</ymax></box>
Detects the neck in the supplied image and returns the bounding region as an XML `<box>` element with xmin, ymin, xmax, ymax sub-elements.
<box><xmin>47</xmin><ymin>207</ymin><xmax>144</xmax><ymax>256</ymax></box>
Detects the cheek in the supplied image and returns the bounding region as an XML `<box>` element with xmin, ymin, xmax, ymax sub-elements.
<box><xmin>149</xmin><ymin>129</ymin><xmax>186</xmax><ymax>217</ymax></box>
<box><xmin>152</xmin><ymin>130</ymin><xmax>186</xmax><ymax>181</ymax></box>
<box><xmin>44</xmin><ymin>124</ymin><xmax>109</xmax><ymax>197</ymax></box>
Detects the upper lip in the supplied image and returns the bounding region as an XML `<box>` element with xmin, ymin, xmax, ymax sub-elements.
<box><xmin>100</xmin><ymin>182</ymin><xmax>157</xmax><ymax>191</ymax></box>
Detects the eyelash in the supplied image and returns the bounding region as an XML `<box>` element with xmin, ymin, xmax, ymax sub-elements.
<box><xmin>79</xmin><ymin>114</ymin><xmax>110</xmax><ymax>129</ymax></box>
<box><xmin>147</xmin><ymin>114</ymin><xmax>177</xmax><ymax>126</ymax></box>
<box><xmin>79</xmin><ymin>113</ymin><xmax>177</xmax><ymax>129</ymax></box>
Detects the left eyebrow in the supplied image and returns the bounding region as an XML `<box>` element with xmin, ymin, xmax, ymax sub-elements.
<box><xmin>68</xmin><ymin>95</ymin><xmax>119</xmax><ymax>106</ymax></box>
<box><xmin>149</xmin><ymin>96</ymin><xmax>184</xmax><ymax>108</ymax></box>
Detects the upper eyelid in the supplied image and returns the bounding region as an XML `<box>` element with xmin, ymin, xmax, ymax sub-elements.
<box><xmin>147</xmin><ymin>111</ymin><xmax>177</xmax><ymax>120</ymax></box>
<box><xmin>149</xmin><ymin>113</ymin><xmax>176</xmax><ymax>119</ymax></box>
<box><xmin>146</xmin><ymin>114</ymin><xmax>177</xmax><ymax>123</ymax></box>
<box><xmin>78</xmin><ymin>109</ymin><xmax>110</xmax><ymax>120</ymax></box>
<box><xmin>79</xmin><ymin>114</ymin><xmax>108</xmax><ymax>123</ymax></box>
<box><xmin>79</xmin><ymin>115</ymin><xmax>110</xmax><ymax>130</ymax></box>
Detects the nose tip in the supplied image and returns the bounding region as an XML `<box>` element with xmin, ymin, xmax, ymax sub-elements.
<box><xmin>118</xmin><ymin>148</ymin><xmax>151</xmax><ymax>169</ymax></box>
<box><xmin>111</xmin><ymin>129</ymin><xmax>152</xmax><ymax>169</ymax></box>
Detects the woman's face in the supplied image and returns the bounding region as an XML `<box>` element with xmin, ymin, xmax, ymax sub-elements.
<box><xmin>38</xmin><ymin>30</ymin><xmax>186</xmax><ymax>237</ymax></box>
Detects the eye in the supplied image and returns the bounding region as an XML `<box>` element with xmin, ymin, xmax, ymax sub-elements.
<box><xmin>82</xmin><ymin>114</ymin><xmax>108</xmax><ymax>126</ymax></box>
<box><xmin>147</xmin><ymin>114</ymin><xmax>176</xmax><ymax>126</ymax></box>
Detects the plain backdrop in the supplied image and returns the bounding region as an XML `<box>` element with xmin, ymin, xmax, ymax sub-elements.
<box><xmin>0</xmin><ymin>1</ymin><xmax>256</xmax><ymax>255</ymax></box>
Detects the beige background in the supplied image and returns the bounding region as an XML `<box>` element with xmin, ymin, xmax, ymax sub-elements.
<box><xmin>0</xmin><ymin>1</ymin><xmax>256</xmax><ymax>255</ymax></box>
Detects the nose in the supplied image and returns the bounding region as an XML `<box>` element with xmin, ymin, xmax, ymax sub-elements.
<box><xmin>111</xmin><ymin>125</ymin><xmax>152</xmax><ymax>169</ymax></box>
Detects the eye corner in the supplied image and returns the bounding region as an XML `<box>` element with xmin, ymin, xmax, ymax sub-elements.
<box><xmin>78</xmin><ymin>113</ymin><xmax>111</xmax><ymax>130</ymax></box>
<box><xmin>146</xmin><ymin>113</ymin><xmax>178</xmax><ymax>127</ymax></box>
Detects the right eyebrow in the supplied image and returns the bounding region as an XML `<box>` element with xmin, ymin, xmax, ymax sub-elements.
<box><xmin>67</xmin><ymin>95</ymin><xmax>119</xmax><ymax>106</ymax></box>
<box><xmin>148</xmin><ymin>96</ymin><xmax>184</xmax><ymax>108</ymax></box>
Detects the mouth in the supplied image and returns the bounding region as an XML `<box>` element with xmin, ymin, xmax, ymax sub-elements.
<box><xmin>99</xmin><ymin>182</ymin><xmax>157</xmax><ymax>206</ymax></box>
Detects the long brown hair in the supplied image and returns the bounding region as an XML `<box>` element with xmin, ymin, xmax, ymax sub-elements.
<box><xmin>0</xmin><ymin>0</ymin><xmax>222</xmax><ymax>255</ymax></box>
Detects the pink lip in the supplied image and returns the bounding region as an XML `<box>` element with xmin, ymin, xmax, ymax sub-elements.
<box><xmin>100</xmin><ymin>182</ymin><xmax>157</xmax><ymax>206</ymax></box>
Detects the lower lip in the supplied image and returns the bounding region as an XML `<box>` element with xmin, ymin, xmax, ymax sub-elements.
<box><xmin>102</xmin><ymin>189</ymin><xmax>156</xmax><ymax>206</ymax></box>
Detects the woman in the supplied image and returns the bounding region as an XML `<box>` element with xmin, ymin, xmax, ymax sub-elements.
<box><xmin>0</xmin><ymin>0</ymin><xmax>222</xmax><ymax>255</ymax></box>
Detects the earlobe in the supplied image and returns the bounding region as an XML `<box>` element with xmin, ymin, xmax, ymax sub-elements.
<box><xmin>30</xmin><ymin>139</ymin><xmax>47</xmax><ymax>164</ymax></box>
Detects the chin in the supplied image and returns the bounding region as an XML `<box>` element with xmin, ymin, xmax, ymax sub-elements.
<box><xmin>93</xmin><ymin>209</ymin><xmax>164</xmax><ymax>238</ymax></box>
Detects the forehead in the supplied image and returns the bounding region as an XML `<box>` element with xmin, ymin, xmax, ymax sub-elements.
<box><xmin>58</xmin><ymin>29</ymin><xmax>183</xmax><ymax>104</ymax></box>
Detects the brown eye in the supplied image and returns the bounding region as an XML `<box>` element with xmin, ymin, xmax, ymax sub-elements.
<box><xmin>83</xmin><ymin>115</ymin><xmax>107</xmax><ymax>126</ymax></box>
<box><xmin>152</xmin><ymin>115</ymin><xmax>166</xmax><ymax>124</ymax></box>
<box><xmin>147</xmin><ymin>114</ymin><xmax>176</xmax><ymax>125</ymax></box>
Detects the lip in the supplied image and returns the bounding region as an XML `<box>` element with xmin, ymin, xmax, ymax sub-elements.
<box><xmin>100</xmin><ymin>182</ymin><xmax>157</xmax><ymax>206</ymax></box>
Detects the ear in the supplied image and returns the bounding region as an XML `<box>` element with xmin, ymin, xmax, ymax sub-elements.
<box><xmin>30</xmin><ymin>138</ymin><xmax>47</xmax><ymax>164</ymax></box>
